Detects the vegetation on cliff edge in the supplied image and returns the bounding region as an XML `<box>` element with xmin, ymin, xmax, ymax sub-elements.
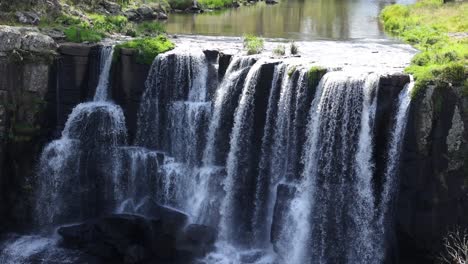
<box><xmin>115</xmin><ymin>35</ymin><xmax>175</xmax><ymax>64</ymax></box>
<box><xmin>380</xmin><ymin>0</ymin><xmax>468</xmax><ymax>98</ymax></box>
<box><xmin>243</xmin><ymin>34</ymin><xmax>264</xmax><ymax>55</ymax></box>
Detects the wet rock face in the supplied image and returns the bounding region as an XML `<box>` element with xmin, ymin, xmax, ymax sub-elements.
<box><xmin>397</xmin><ymin>84</ymin><xmax>468</xmax><ymax>263</ymax></box>
<box><xmin>0</xmin><ymin>55</ymin><xmax>54</xmax><ymax>231</ymax></box>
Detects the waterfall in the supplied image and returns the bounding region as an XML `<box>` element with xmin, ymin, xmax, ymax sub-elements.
<box><xmin>219</xmin><ymin>61</ymin><xmax>263</xmax><ymax>243</ymax></box>
<box><xmin>374</xmin><ymin>79</ymin><xmax>414</xmax><ymax>262</ymax></box>
<box><xmin>276</xmin><ymin>72</ymin><xmax>381</xmax><ymax>264</ymax></box>
<box><xmin>132</xmin><ymin>50</ymin><xmax>220</xmax><ymax>222</ymax></box>
<box><xmin>252</xmin><ymin>65</ymin><xmax>310</xmax><ymax>245</ymax></box>
<box><xmin>203</xmin><ymin>56</ymin><xmax>256</xmax><ymax>166</ymax></box>
<box><xmin>35</xmin><ymin>46</ymin><xmax>127</xmax><ymax>226</ymax></box>
<box><xmin>93</xmin><ymin>46</ymin><xmax>114</xmax><ymax>102</ymax></box>
<box><xmin>22</xmin><ymin>43</ymin><xmax>415</xmax><ymax>264</ymax></box>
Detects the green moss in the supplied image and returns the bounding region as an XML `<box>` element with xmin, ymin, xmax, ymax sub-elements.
<box><xmin>115</xmin><ymin>35</ymin><xmax>175</xmax><ymax>64</ymax></box>
<box><xmin>243</xmin><ymin>34</ymin><xmax>264</xmax><ymax>55</ymax></box>
<box><xmin>288</xmin><ymin>66</ymin><xmax>297</xmax><ymax>77</ymax></box>
<box><xmin>308</xmin><ymin>66</ymin><xmax>327</xmax><ymax>89</ymax></box>
<box><xmin>64</xmin><ymin>26</ymin><xmax>104</xmax><ymax>43</ymax></box>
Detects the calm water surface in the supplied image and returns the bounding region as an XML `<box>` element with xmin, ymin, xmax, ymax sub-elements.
<box><xmin>165</xmin><ymin>0</ymin><xmax>415</xmax><ymax>40</ymax></box>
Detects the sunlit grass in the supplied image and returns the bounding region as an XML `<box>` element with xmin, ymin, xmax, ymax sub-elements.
<box><xmin>380</xmin><ymin>0</ymin><xmax>468</xmax><ymax>98</ymax></box>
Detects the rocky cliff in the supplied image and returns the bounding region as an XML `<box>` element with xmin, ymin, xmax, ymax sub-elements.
<box><xmin>398</xmin><ymin>83</ymin><xmax>468</xmax><ymax>263</ymax></box>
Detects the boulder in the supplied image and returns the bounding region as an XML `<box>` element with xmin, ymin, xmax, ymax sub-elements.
<box><xmin>134</xmin><ymin>196</ymin><xmax>189</xmax><ymax>230</ymax></box>
<box><xmin>124</xmin><ymin>10</ymin><xmax>140</xmax><ymax>21</ymax></box>
<box><xmin>137</xmin><ymin>5</ymin><xmax>157</xmax><ymax>20</ymax></box>
<box><xmin>157</xmin><ymin>12</ymin><xmax>168</xmax><ymax>20</ymax></box>
<box><xmin>21</xmin><ymin>32</ymin><xmax>57</xmax><ymax>53</ymax></box>
<box><xmin>41</xmin><ymin>28</ymin><xmax>66</xmax><ymax>41</ymax></box>
<box><xmin>15</xmin><ymin>11</ymin><xmax>40</xmax><ymax>25</ymax></box>
<box><xmin>125</xmin><ymin>5</ymin><xmax>168</xmax><ymax>21</ymax></box>
<box><xmin>101</xmin><ymin>0</ymin><xmax>121</xmax><ymax>15</ymax></box>
<box><xmin>58</xmin><ymin>212</ymin><xmax>217</xmax><ymax>263</ymax></box>
<box><xmin>0</xmin><ymin>26</ymin><xmax>22</xmax><ymax>52</ymax></box>
<box><xmin>176</xmin><ymin>224</ymin><xmax>217</xmax><ymax>258</ymax></box>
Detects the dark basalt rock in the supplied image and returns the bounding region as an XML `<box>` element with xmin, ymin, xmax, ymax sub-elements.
<box><xmin>396</xmin><ymin>83</ymin><xmax>468</xmax><ymax>263</ymax></box>
<box><xmin>271</xmin><ymin>183</ymin><xmax>297</xmax><ymax>251</ymax></box>
<box><xmin>218</xmin><ymin>52</ymin><xmax>232</xmax><ymax>81</ymax></box>
<box><xmin>58</xmin><ymin>211</ymin><xmax>216</xmax><ymax>263</ymax></box>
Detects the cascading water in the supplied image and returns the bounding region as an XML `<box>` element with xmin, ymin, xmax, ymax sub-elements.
<box><xmin>35</xmin><ymin>45</ymin><xmax>127</xmax><ymax>226</ymax></box>
<box><xmin>275</xmin><ymin>72</ymin><xmax>382</xmax><ymax>264</ymax></box>
<box><xmin>93</xmin><ymin>46</ymin><xmax>114</xmax><ymax>102</ymax></box>
<box><xmin>1</xmin><ymin>40</ymin><xmax>416</xmax><ymax>264</ymax></box>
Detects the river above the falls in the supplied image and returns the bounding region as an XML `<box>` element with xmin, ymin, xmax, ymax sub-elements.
<box><xmin>165</xmin><ymin>0</ymin><xmax>415</xmax><ymax>40</ymax></box>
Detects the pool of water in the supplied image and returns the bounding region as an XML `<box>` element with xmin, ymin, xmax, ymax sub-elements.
<box><xmin>165</xmin><ymin>0</ymin><xmax>415</xmax><ymax>40</ymax></box>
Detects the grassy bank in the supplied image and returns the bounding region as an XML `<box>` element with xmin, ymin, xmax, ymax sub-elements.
<box><xmin>115</xmin><ymin>35</ymin><xmax>175</xmax><ymax>64</ymax></box>
<box><xmin>380</xmin><ymin>0</ymin><xmax>467</xmax><ymax>97</ymax></box>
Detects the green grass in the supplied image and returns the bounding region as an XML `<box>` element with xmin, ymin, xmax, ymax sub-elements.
<box><xmin>308</xmin><ymin>66</ymin><xmax>327</xmax><ymax>89</ymax></box>
<box><xmin>89</xmin><ymin>14</ymin><xmax>128</xmax><ymax>33</ymax></box>
<box><xmin>243</xmin><ymin>34</ymin><xmax>264</xmax><ymax>55</ymax></box>
<box><xmin>64</xmin><ymin>26</ymin><xmax>104</xmax><ymax>43</ymax></box>
<box><xmin>380</xmin><ymin>0</ymin><xmax>468</xmax><ymax>98</ymax></box>
<box><xmin>115</xmin><ymin>35</ymin><xmax>175</xmax><ymax>64</ymax></box>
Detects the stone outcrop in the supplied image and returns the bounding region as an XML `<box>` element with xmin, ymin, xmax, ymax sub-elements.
<box><xmin>397</xmin><ymin>83</ymin><xmax>468</xmax><ymax>263</ymax></box>
<box><xmin>15</xmin><ymin>11</ymin><xmax>40</xmax><ymax>25</ymax></box>
<box><xmin>0</xmin><ymin>26</ymin><xmax>57</xmax><ymax>53</ymax></box>
<box><xmin>124</xmin><ymin>4</ymin><xmax>168</xmax><ymax>22</ymax></box>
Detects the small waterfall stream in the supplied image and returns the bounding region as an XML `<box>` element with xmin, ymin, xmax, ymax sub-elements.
<box><xmin>1</xmin><ymin>44</ymin><xmax>415</xmax><ymax>264</ymax></box>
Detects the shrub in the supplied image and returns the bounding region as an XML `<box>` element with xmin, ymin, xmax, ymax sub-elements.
<box><xmin>438</xmin><ymin>62</ymin><xmax>466</xmax><ymax>84</ymax></box>
<box><xmin>55</xmin><ymin>14</ymin><xmax>82</xmax><ymax>26</ymax></box>
<box><xmin>64</xmin><ymin>26</ymin><xmax>104</xmax><ymax>43</ymax></box>
<box><xmin>115</xmin><ymin>35</ymin><xmax>175</xmax><ymax>64</ymax></box>
<box><xmin>290</xmin><ymin>41</ymin><xmax>299</xmax><ymax>55</ymax></box>
<box><xmin>167</xmin><ymin>0</ymin><xmax>193</xmax><ymax>9</ymax></box>
<box><xmin>89</xmin><ymin>14</ymin><xmax>128</xmax><ymax>33</ymax></box>
<box><xmin>439</xmin><ymin>228</ymin><xmax>468</xmax><ymax>264</ymax></box>
<box><xmin>198</xmin><ymin>0</ymin><xmax>232</xmax><ymax>9</ymax></box>
<box><xmin>273</xmin><ymin>45</ymin><xmax>285</xmax><ymax>56</ymax></box>
<box><xmin>243</xmin><ymin>34</ymin><xmax>264</xmax><ymax>55</ymax></box>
